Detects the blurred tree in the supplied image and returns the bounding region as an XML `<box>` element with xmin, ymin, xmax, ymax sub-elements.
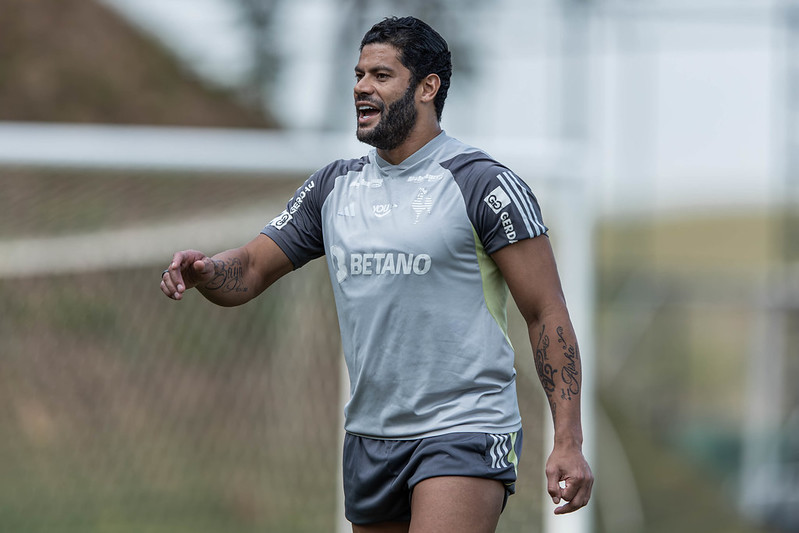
<box><xmin>233</xmin><ymin>0</ymin><xmax>280</xmax><ymax>114</ymax></box>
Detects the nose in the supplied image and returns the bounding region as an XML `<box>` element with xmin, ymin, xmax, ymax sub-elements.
<box><xmin>354</xmin><ymin>75</ymin><xmax>373</xmax><ymax>97</ymax></box>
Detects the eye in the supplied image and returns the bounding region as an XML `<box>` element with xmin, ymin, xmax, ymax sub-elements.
<box><xmin>376</xmin><ymin>73</ymin><xmax>390</xmax><ymax>81</ymax></box>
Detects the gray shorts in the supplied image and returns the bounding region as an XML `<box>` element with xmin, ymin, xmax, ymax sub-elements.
<box><xmin>342</xmin><ymin>430</ymin><xmax>523</xmax><ymax>525</ymax></box>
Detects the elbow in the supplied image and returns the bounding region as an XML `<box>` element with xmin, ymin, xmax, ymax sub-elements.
<box><xmin>523</xmin><ymin>299</ymin><xmax>569</xmax><ymax>329</ymax></box>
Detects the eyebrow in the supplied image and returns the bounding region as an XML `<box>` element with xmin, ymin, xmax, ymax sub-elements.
<box><xmin>354</xmin><ymin>64</ymin><xmax>397</xmax><ymax>75</ymax></box>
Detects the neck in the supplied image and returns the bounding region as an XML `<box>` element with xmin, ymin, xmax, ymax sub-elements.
<box><xmin>377</xmin><ymin>117</ymin><xmax>442</xmax><ymax>166</ymax></box>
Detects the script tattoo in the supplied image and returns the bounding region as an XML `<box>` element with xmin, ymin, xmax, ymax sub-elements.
<box><xmin>557</xmin><ymin>326</ymin><xmax>581</xmax><ymax>401</ymax></box>
<box><xmin>535</xmin><ymin>325</ymin><xmax>558</xmax><ymax>416</ymax></box>
<box><xmin>205</xmin><ymin>258</ymin><xmax>248</xmax><ymax>293</ymax></box>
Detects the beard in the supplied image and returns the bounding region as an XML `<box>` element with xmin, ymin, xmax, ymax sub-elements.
<box><xmin>356</xmin><ymin>84</ymin><xmax>418</xmax><ymax>151</ymax></box>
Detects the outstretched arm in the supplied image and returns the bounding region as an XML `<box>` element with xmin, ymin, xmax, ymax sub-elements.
<box><xmin>491</xmin><ymin>235</ymin><xmax>593</xmax><ymax>515</ymax></box>
<box><xmin>161</xmin><ymin>234</ymin><xmax>294</xmax><ymax>307</ymax></box>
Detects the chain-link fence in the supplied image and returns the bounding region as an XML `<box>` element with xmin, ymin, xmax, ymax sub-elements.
<box><xmin>1</xmin><ymin>167</ymin><xmax>548</xmax><ymax>532</ymax></box>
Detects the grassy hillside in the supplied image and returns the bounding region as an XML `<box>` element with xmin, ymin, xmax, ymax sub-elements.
<box><xmin>0</xmin><ymin>0</ymin><xmax>274</xmax><ymax>127</ymax></box>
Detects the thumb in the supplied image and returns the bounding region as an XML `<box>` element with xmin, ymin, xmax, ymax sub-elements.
<box><xmin>193</xmin><ymin>258</ymin><xmax>216</xmax><ymax>280</ymax></box>
<box><xmin>181</xmin><ymin>257</ymin><xmax>215</xmax><ymax>289</ymax></box>
<box><xmin>193</xmin><ymin>258</ymin><xmax>210</xmax><ymax>273</ymax></box>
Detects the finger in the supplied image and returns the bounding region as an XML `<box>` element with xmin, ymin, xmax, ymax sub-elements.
<box><xmin>173</xmin><ymin>249</ymin><xmax>196</xmax><ymax>268</ymax></box>
<box><xmin>166</xmin><ymin>252</ymin><xmax>191</xmax><ymax>298</ymax></box>
<box><xmin>561</xmin><ymin>478</ymin><xmax>580</xmax><ymax>502</ymax></box>
<box><xmin>161</xmin><ymin>268</ymin><xmax>182</xmax><ymax>300</ymax></box>
<box><xmin>171</xmin><ymin>250</ymin><xmax>197</xmax><ymax>277</ymax></box>
<box><xmin>561</xmin><ymin>469</ymin><xmax>594</xmax><ymax>502</ymax></box>
<box><xmin>172</xmin><ymin>251</ymin><xmax>198</xmax><ymax>289</ymax></box>
<box><xmin>554</xmin><ymin>482</ymin><xmax>592</xmax><ymax>515</ymax></box>
<box><xmin>545</xmin><ymin>468</ymin><xmax>562</xmax><ymax>504</ymax></box>
<box><xmin>554</xmin><ymin>500</ymin><xmax>579</xmax><ymax>515</ymax></box>
<box><xmin>554</xmin><ymin>493</ymin><xmax>587</xmax><ymax>515</ymax></box>
<box><xmin>160</xmin><ymin>276</ymin><xmax>173</xmax><ymax>298</ymax></box>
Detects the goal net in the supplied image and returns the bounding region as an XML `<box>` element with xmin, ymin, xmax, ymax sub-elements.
<box><xmin>0</xmin><ymin>123</ymin><xmax>590</xmax><ymax>533</ymax></box>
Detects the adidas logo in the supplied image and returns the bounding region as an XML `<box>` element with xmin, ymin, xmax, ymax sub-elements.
<box><xmin>337</xmin><ymin>203</ymin><xmax>357</xmax><ymax>217</ymax></box>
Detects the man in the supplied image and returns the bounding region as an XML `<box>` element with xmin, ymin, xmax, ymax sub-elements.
<box><xmin>161</xmin><ymin>16</ymin><xmax>592</xmax><ymax>533</ymax></box>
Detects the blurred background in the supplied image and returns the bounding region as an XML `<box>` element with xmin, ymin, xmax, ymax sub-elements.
<box><xmin>0</xmin><ymin>0</ymin><xmax>797</xmax><ymax>532</ymax></box>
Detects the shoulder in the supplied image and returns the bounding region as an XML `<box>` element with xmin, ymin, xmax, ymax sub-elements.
<box><xmin>437</xmin><ymin>144</ymin><xmax>519</xmax><ymax>203</ymax></box>
<box><xmin>292</xmin><ymin>155</ymin><xmax>371</xmax><ymax>207</ymax></box>
<box><xmin>436</xmin><ymin>138</ymin><xmax>508</xmax><ymax>186</ymax></box>
<box><xmin>313</xmin><ymin>155</ymin><xmax>371</xmax><ymax>182</ymax></box>
<box><xmin>435</xmin><ymin>137</ymin><xmax>548</xmax><ymax>250</ymax></box>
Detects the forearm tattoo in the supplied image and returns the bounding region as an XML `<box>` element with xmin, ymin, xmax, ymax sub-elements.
<box><xmin>557</xmin><ymin>326</ymin><xmax>581</xmax><ymax>401</ymax></box>
<box><xmin>204</xmin><ymin>258</ymin><xmax>248</xmax><ymax>293</ymax></box>
<box><xmin>535</xmin><ymin>325</ymin><xmax>559</xmax><ymax>416</ymax></box>
<box><xmin>534</xmin><ymin>324</ymin><xmax>581</xmax><ymax>418</ymax></box>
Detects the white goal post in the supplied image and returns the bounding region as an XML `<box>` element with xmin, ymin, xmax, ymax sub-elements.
<box><xmin>0</xmin><ymin>121</ymin><xmax>594</xmax><ymax>533</ymax></box>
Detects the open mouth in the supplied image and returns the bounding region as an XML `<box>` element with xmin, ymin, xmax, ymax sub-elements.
<box><xmin>357</xmin><ymin>103</ymin><xmax>381</xmax><ymax>126</ymax></box>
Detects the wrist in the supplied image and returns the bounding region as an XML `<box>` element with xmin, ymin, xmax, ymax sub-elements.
<box><xmin>553</xmin><ymin>432</ymin><xmax>583</xmax><ymax>450</ymax></box>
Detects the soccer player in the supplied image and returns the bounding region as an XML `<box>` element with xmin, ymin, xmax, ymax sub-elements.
<box><xmin>161</xmin><ymin>16</ymin><xmax>592</xmax><ymax>533</ymax></box>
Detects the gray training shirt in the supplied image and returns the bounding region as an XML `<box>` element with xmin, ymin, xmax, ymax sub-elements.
<box><xmin>262</xmin><ymin>132</ymin><xmax>547</xmax><ymax>439</ymax></box>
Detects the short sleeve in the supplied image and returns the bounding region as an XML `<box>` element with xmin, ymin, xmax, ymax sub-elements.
<box><xmin>261</xmin><ymin>175</ymin><xmax>325</xmax><ymax>268</ymax></box>
<box><xmin>261</xmin><ymin>157</ymin><xmax>368</xmax><ymax>268</ymax></box>
<box><xmin>444</xmin><ymin>151</ymin><xmax>548</xmax><ymax>255</ymax></box>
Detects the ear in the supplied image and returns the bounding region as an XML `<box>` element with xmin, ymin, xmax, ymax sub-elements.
<box><xmin>417</xmin><ymin>73</ymin><xmax>441</xmax><ymax>104</ymax></box>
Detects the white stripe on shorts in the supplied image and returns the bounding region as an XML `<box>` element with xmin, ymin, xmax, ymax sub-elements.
<box><xmin>489</xmin><ymin>434</ymin><xmax>510</xmax><ymax>469</ymax></box>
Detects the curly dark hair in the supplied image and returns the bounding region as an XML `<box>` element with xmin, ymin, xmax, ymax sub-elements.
<box><xmin>360</xmin><ymin>16</ymin><xmax>452</xmax><ymax>122</ymax></box>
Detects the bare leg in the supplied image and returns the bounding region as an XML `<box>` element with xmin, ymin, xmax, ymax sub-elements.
<box><xmin>409</xmin><ymin>476</ymin><xmax>505</xmax><ymax>533</ymax></box>
<box><xmin>352</xmin><ymin>522</ymin><xmax>410</xmax><ymax>533</ymax></box>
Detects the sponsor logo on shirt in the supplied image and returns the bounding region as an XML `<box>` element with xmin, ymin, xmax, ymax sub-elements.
<box><xmin>330</xmin><ymin>245</ymin><xmax>349</xmax><ymax>282</ymax></box>
<box><xmin>407</xmin><ymin>173</ymin><xmax>444</xmax><ymax>183</ymax></box>
<box><xmin>372</xmin><ymin>203</ymin><xmax>397</xmax><ymax>218</ymax></box>
<box><xmin>484</xmin><ymin>185</ymin><xmax>513</xmax><ymax>214</ymax></box>
<box><xmin>289</xmin><ymin>181</ymin><xmax>315</xmax><ymax>215</ymax></box>
<box><xmin>500</xmin><ymin>212</ymin><xmax>518</xmax><ymax>244</ymax></box>
<box><xmin>268</xmin><ymin>209</ymin><xmax>292</xmax><ymax>230</ymax></box>
<box><xmin>338</xmin><ymin>203</ymin><xmax>357</xmax><ymax>217</ymax></box>
<box><xmin>268</xmin><ymin>180</ymin><xmax>316</xmax><ymax>230</ymax></box>
<box><xmin>349</xmin><ymin>176</ymin><xmax>383</xmax><ymax>189</ymax></box>
<box><xmin>329</xmin><ymin>245</ymin><xmax>432</xmax><ymax>283</ymax></box>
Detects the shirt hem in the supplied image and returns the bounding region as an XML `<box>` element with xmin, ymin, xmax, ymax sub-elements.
<box><xmin>344</xmin><ymin>421</ymin><xmax>523</xmax><ymax>441</ymax></box>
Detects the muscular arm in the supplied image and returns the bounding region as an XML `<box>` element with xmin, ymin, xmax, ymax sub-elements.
<box><xmin>491</xmin><ymin>235</ymin><xmax>593</xmax><ymax>514</ymax></box>
<box><xmin>162</xmin><ymin>234</ymin><xmax>294</xmax><ymax>307</ymax></box>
